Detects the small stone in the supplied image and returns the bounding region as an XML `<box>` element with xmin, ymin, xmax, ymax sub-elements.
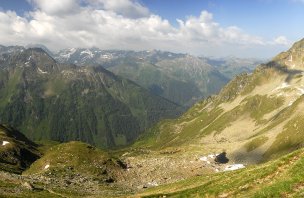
<box><xmin>64</xmin><ymin>180</ymin><xmax>72</xmax><ymax>185</ymax></box>
<box><xmin>22</xmin><ymin>182</ymin><xmax>35</xmax><ymax>191</ymax></box>
<box><xmin>218</xmin><ymin>193</ymin><xmax>229</xmax><ymax>198</ymax></box>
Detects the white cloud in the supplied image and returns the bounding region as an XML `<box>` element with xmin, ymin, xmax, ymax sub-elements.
<box><xmin>0</xmin><ymin>1</ymin><xmax>292</xmax><ymax>58</ymax></box>
<box><xmin>28</xmin><ymin>0</ymin><xmax>79</xmax><ymax>15</ymax></box>
<box><xmin>86</xmin><ymin>0</ymin><xmax>150</xmax><ymax>18</ymax></box>
<box><xmin>177</xmin><ymin>11</ymin><xmax>264</xmax><ymax>45</ymax></box>
<box><xmin>273</xmin><ymin>36</ymin><xmax>290</xmax><ymax>45</ymax></box>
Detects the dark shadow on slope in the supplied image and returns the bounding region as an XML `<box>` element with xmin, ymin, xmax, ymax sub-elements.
<box><xmin>232</xmin><ymin>149</ymin><xmax>266</xmax><ymax>164</ymax></box>
<box><xmin>265</xmin><ymin>61</ymin><xmax>303</xmax><ymax>83</ymax></box>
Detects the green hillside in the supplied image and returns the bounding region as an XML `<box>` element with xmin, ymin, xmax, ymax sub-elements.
<box><xmin>0</xmin><ymin>47</ymin><xmax>181</xmax><ymax>148</ymax></box>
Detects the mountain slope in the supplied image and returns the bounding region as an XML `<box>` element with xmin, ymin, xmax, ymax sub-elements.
<box><xmin>138</xmin><ymin>147</ymin><xmax>304</xmax><ymax>197</ymax></box>
<box><xmin>55</xmin><ymin>49</ymin><xmax>229</xmax><ymax>106</ymax></box>
<box><xmin>0</xmin><ymin>127</ymin><xmax>304</xmax><ymax>197</ymax></box>
<box><xmin>134</xmin><ymin>38</ymin><xmax>304</xmax><ymax>163</ymax></box>
<box><xmin>0</xmin><ymin>124</ymin><xmax>40</xmax><ymax>173</ymax></box>
<box><xmin>0</xmin><ymin>47</ymin><xmax>181</xmax><ymax>148</ymax></box>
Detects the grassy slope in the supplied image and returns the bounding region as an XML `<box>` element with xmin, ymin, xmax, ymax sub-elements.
<box><xmin>133</xmin><ymin>58</ymin><xmax>304</xmax><ymax>163</ymax></box>
<box><xmin>24</xmin><ymin>141</ymin><xmax>117</xmax><ymax>176</ymax></box>
<box><xmin>133</xmin><ymin>66</ymin><xmax>281</xmax><ymax>148</ymax></box>
<box><xmin>138</xmin><ymin>148</ymin><xmax>304</xmax><ymax>198</ymax></box>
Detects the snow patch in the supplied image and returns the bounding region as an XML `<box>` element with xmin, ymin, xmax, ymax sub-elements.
<box><xmin>2</xmin><ymin>141</ymin><xmax>9</xmax><ymax>146</ymax></box>
<box><xmin>101</xmin><ymin>54</ymin><xmax>112</xmax><ymax>59</ymax></box>
<box><xmin>44</xmin><ymin>164</ymin><xmax>50</xmax><ymax>169</ymax></box>
<box><xmin>288</xmin><ymin>55</ymin><xmax>293</xmax><ymax>62</ymax></box>
<box><xmin>274</xmin><ymin>82</ymin><xmax>290</xmax><ymax>91</ymax></box>
<box><xmin>224</xmin><ymin>164</ymin><xmax>245</xmax><ymax>171</ymax></box>
<box><xmin>297</xmin><ymin>87</ymin><xmax>304</xmax><ymax>95</ymax></box>
<box><xmin>288</xmin><ymin>101</ymin><xmax>295</xmax><ymax>106</ymax></box>
<box><xmin>79</xmin><ymin>68</ymin><xmax>89</xmax><ymax>73</ymax></box>
<box><xmin>147</xmin><ymin>181</ymin><xmax>158</xmax><ymax>187</ymax></box>
<box><xmin>276</xmin><ymin>93</ymin><xmax>283</xmax><ymax>97</ymax></box>
<box><xmin>208</xmin><ymin>154</ymin><xmax>218</xmax><ymax>159</ymax></box>
<box><xmin>80</xmin><ymin>49</ymin><xmax>94</xmax><ymax>58</ymax></box>
<box><xmin>200</xmin><ymin>154</ymin><xmax>218</xmax><ymax>161</ymax></box>
<box><xmin>199</xmin><ymin>156</ymin><xmax>208</xmax><ymax>161</ymax></box>
<box><xmin>37</xmin><ymin>67</ymin><xmax>48</xmax><ymax>74</ymax></box>
<box><xmin>199</xmin><ymin>153</ymin><xmax>220</xmax><ymax>164</ymax></box>
<box><xmin>60</xmin><ymin>48</ymin><xmax>76</xmax><ymax>59</ymax></box>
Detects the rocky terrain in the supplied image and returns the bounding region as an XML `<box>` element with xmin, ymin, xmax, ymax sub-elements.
<box><xmin>0</xmin><ymin>139</ymin><xmax>247</xmax><ymax>197</ymax></box>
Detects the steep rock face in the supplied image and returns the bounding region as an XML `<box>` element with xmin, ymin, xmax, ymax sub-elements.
<box><xmin>55</xmin><ymin>49</ymin><xmax>229</xmax><ymax>106</ymax></box>
<box><xmin>0</xmin><ymin>124</ymin><xmax>40</xmax><ymax>173</ymax></box>
<box><xmin>134</xmin><ymin>38</ymin><xmax>304</xmax><ymax>163</ymax></box>
<box><xmin>0</xmin><ymin>47</ymin><xmax>181</xmax><ymax>148</ymax></box>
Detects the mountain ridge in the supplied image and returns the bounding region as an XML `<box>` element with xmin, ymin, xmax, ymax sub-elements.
<box><xmin>55</xmin><ymin>48</ymin><xmax>230</xmax><ymax>106</ymax></box>
<box><xmin>0</xmin><ymin>47</ymin><xmax>182</xmax><ymax>148</ymax></box>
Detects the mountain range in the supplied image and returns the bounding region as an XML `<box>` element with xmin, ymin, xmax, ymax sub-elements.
<box><xmin>1</xmin><ymin>39</ymin><xmax>304</xmax><ymax>197</ymax></box>
<box><xmin>0</xmin><ymin>46</ymin><xmax>181</xmax><ymax>148</ymax></box>
<box><xmin>0</xmin><ymin>44</ymin><xmax>255</xmax><ymax>149</ymax></box>
<box><xmin>55</xmin><ymin>48</ymin><xmax>259</xmax><ymax>106</ymax></box>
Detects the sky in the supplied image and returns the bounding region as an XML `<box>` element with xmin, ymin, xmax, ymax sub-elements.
<box><xmin>0</xmin><ymin>0</ymin><xmax>303</xmax><ymax>58</ymax></box>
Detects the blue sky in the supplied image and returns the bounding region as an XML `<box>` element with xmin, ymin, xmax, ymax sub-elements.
<box><xmin>0</xmin><ymin>0</ymin><xmax>303</xmax><ymax>58</ymax></box>
<box><xmin>143</xmin><ymin>0</ymin><xmax>304</xmax><ymax>40</ymax></box>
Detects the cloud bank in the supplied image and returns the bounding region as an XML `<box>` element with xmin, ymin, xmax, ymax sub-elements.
<box><xmin>0</xmin><ymin>0</ymin><xmax>292</xmax><ymax>57</ymax></box>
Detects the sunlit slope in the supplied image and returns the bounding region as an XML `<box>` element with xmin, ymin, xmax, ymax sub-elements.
<box><xmin>134</xmin><ymin>38</ymin><xmax>304</xmax><ymax>163</ymax></box>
